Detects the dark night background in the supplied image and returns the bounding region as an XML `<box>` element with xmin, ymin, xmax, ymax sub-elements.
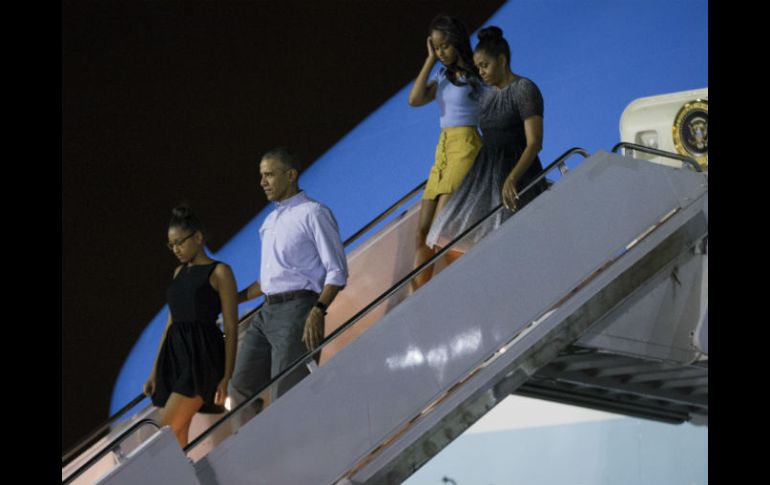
<box><xmin>62</xmin><ymin>0</ymin><xmax>504</xmax><ymax>454</ymax></box>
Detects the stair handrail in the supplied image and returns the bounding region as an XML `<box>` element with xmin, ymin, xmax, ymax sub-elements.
<box><xmin>612</xmin><ymin>142</ymin><xmax>703</xmax><ymax>172</ymax></box>
<box><xmin>186</xmin><ymin>147</ymin><xmax>591</xmax><ymax>453</ymax></box>
<box><xmin>62</xmin><ymin>180</ymin><xmax>427</xmax><ymax>466</ymax></box>
<box><xmin>63</xmin><ymin>419</ymin><xmax>161</xmax><ymax>485</ymax></box>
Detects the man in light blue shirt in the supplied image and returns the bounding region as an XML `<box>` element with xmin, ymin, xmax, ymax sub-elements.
<box><xmin>230</xmin><ymin>147</ymin><xmax>348</xmax><ymax>405</ymax></box>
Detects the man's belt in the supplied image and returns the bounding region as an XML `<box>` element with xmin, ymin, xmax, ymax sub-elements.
<box><xmin>264</xmin><ymin>289</ymin><xmax>319</xmax><ymax>305</ymax></box>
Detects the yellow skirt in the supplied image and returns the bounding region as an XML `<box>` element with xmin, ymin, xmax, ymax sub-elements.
<box><xmin>423</xmin><ymin>126</ymin><xmax>482</xmax><ymax>200</ymax></box>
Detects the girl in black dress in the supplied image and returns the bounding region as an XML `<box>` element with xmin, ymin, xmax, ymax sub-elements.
<box><xmin>143</xmin><ymin>205</ymin><xmax>239</xmax><ymax>447</ymax></box>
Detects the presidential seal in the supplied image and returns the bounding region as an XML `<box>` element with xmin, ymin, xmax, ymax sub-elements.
<box><xmin>672</xmin><ymin>99</ymin><xmax>708</xmax><ymax>170</ymax></box>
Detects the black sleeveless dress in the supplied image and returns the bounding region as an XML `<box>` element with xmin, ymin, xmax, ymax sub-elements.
<box><xmin>152</xmin><ymin>262</ymin><xmax>226</xmax><ymax>413</ymax></box>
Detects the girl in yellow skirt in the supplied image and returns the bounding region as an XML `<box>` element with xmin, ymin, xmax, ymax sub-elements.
<box><xmin>408</xmin><ymin>15</ymin><xmax>485</xmax><ymax>291</ymax></box>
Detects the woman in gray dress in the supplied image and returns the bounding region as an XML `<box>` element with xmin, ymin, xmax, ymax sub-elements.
<box><xmin>426</xmin><ymin>26</ymin><xmax>548</xmax><ymax>252</ymax></box>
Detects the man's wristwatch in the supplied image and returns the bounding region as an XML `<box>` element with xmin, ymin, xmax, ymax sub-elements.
<box><xmin>314</xmin><ymin>301</ymin><xmax>328</xmax><ymax>315</ymax></box>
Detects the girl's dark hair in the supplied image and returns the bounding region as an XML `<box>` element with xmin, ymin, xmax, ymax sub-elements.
<box><xmin>169</xmin><ymin>203</ymin><xmax>205</xmax><ymax>237</ymax></box>
<box><xmin>476</xmin><ymin>26</ymin><xmax>511</xmax><ymax>67</ymax></box>
<box><xmin>429</xmin><ymin>15</ymin><xmax>483</xmax><ymax>99</ymax></box>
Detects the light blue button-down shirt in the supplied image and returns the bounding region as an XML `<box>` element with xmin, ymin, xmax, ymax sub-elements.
<box><xmin>259</xmin><ymin>191</ymin><xmax>348</xmax><ymax>295</ymax></box>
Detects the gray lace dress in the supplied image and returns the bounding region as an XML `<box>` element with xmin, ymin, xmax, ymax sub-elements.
<box><xmin>426</xmin><ymin>76</ymin><xmax>548</xmax><ymax>251</ymax></box>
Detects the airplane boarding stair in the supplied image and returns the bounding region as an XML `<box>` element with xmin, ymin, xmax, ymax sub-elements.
<box><xmin>63</xmin><ymin>146</ymin><xmax>708</xmax><ymax>485</ymax></box>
